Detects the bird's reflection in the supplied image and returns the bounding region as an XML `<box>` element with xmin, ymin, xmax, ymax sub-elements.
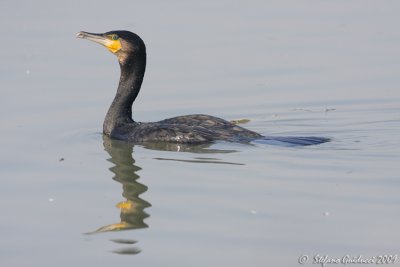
<box><xmin>87</xmin><ymin>136</ymin><xmax>151</xmax><ymax>255</ymax></box>
<box><xmin>87</xmin><ymin>135</ymin><xmax>241</xmax><ymax>255</ymax></box>
<box><xmin>140</xmin><ymin>141</ymin><xmax>238</xmax><ymax>153</ymax></box>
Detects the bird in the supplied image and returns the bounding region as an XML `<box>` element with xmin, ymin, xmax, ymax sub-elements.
<box><xmin>76</xmin><ymin>30</ymin><xmax>329</xmax><ymax>146</ymax></box>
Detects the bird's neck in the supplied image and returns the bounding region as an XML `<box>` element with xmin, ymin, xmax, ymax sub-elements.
<box><xmin>103</xmin><ymin>55</ymin><xmax>146</xmax><ymax>136</ymax></box>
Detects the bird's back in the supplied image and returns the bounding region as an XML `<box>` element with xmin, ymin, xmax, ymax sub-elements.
<box><xmin>110</xmin><ymin>114</ymin><xmax>262</xmax><ymax>143</ymax></box>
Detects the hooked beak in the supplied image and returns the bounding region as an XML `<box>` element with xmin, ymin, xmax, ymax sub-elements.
<box><xmin>76</xmin><ymin>31</ymin><xmax>121</xmax><ymax>53</ymax></box>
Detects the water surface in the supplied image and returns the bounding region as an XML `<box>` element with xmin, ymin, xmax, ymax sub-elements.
<box><xmin>1</xmin><ymin>1</ymin><xmax>399</xmax><ymax>266</ymax></box>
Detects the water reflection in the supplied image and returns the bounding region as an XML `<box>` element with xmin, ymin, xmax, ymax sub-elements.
<box><xmin>140</xmin><ymin>141</ymin><xmax>237</xmax><ymax>153</ymax></box>
<box><xmin>87</xmin><ymin>136</ymin><xmax>151</xmax><ymax>255</ymax></box>
<box><xmin>87</xmin><ymin>136</ymin><xmax>243</xmax><ymax>255</ymax></box>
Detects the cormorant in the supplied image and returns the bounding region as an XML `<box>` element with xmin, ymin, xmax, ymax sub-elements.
<box><xmin>76</xmin><ymin>30</ymin><xmax>329</xmax><ymax>146</ymax></box>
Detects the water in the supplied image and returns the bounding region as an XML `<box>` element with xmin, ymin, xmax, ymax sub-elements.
<box><xmin>1</xmin><ymin>1</ymin><xmax>400</xmax><ymax>266</ymax></box>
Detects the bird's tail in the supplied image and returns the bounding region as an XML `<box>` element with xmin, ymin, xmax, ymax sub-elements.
<box><xmin>254</xmin><ymin>136</ymin><xmax>330</xmax><ymax>146</ymax></box>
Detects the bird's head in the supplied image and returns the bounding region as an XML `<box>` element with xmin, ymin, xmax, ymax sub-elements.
<box><xmin>76</xmin><ymin>30</ymin><xmax>146</xmax><ymax>64</ymax></box>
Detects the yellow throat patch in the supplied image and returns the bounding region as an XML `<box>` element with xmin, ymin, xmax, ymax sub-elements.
<box><xmin>105</xmin><ymin>39</ymin><xmax>122</xmax><ymax>53</ymax></box>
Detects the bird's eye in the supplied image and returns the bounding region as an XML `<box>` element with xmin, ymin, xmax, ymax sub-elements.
<box><xmin>111</xmin><ymin>34</ymin><xmax>119</xmax><ymax>40</ymax></box>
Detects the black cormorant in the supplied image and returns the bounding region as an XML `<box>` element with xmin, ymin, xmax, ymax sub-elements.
<box><xmin>77</xmin><ymin>30</ymin><xmax>329</xmax><ymax>145</ymax></box>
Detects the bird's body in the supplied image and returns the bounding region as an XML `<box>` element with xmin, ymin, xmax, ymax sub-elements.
<box><xmin>108</xmin><ymin>114</ymin><xmax>262</xmax><ymax>143</ymax></box>
<box><xmin>77</xmin><ymin>30</ymin><xmax>329</xmax><ymax>146</ymax></box>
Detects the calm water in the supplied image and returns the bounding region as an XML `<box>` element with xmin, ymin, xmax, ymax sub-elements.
<box><xmin>1</xmin><ymin>1</ymin><xmax>400</xmax><ymax>266</ymax></box>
